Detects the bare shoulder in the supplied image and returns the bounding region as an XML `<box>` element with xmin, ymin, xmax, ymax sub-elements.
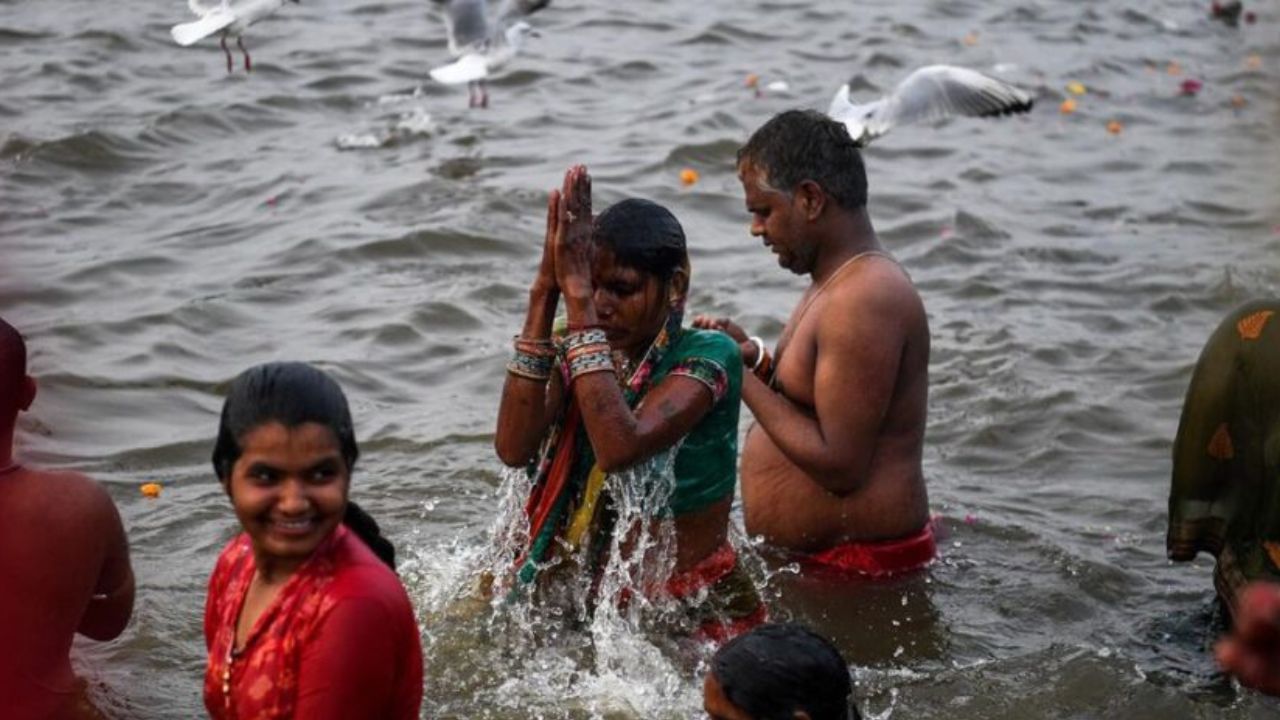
<box><xmin>20</xmin><ymin>469</ymin><xmax>120</xmax><ymax>523</ymax></box>
<box><xmin>821</xmin><ymin>257</ymin><xmax>925</xmax><ymax>329</ymax></box>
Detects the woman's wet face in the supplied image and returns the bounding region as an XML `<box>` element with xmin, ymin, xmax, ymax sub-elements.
<box><xmin>227</xmin><ymin>421</ymin><xmax>349</xmax><ymax>572</ymax></box>
<box><xmin>591</xmin><ymin>248</ymin><xmax>671</xmax><ymax>359</ymax></box>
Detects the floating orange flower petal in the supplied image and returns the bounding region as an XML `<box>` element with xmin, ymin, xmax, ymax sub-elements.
<box><xmin>962</xmin><ymin>32</ymin><xmax>979</xmax><ymax>46</ymax></box>
<box><xmin>1059</xmin><ymin>98</ymin><xmax>1077</xmax><ymax>114</ymax></box>
<box><xmin>141</xmin><ymin>482</ymin><xmax>162</xmax><ymax>498</ymax></box>
<box><xmin>1237</xmin><ymin>310</ymin><xmax>1274</xmax><ymax>340</ymax></box>
<box><xmin>1207</xmin><ymin>423</ymin><xmax>1235</xmax><ymax>461</ymax></box>
<box><xmin>679</xmin><ymin>168</ymin><xmax>699</xmax><ymax>186</ymax></box>
<box><xmin>1245</xmin><ymin>54</ymin><xmax>1262</xmax><ymax>71</ymax></box>
<box><xmin>1106</xmin><ymin>119</ymin><xmax>1124</xmax><ymax>135</ymax></box>
<box><xmin>745</xmin><ymin>73</ymin><xmax>760</xmax><ymax>89</ymax></box>
<box><xmin>1230</xmin><ymin>94</ymin><xmax>1247</xmax><ymax>109</ymax></box>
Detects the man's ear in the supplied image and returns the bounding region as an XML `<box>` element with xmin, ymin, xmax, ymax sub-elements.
<box><xmin>795</xmin><ymin>179</ymin><xmax>826</xmax><ymax>221</ymax></box>
<box><xmin>19</xmin><ymin>376</ymin><xmax>36</xmax><ymax>412</ymax></box>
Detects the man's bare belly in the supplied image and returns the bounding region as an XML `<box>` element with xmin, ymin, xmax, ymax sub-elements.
<box><xmin>740</xmin><ymin>423</ymin><xmax>930</xmax><ymax>552</ymax></box>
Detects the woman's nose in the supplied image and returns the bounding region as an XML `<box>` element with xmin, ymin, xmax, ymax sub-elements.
<box><xmin>277</xmin><ymin>480</ymin><xmax>309</xmax><ymax>513</ymax></box>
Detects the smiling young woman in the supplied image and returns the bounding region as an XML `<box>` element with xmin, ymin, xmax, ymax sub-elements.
<box><xmin>203</xmin><ymin>362</ymin><xmax>423</xmax><ymax>719</ymax></box>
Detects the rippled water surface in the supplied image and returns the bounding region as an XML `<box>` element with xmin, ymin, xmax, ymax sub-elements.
<box><xmin>3</xmin><ymin>0</ymin><xmax>1280</xmax><ymax>716</ymax></box>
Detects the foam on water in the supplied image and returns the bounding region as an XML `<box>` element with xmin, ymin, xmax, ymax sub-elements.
<box><xmin>410</xmin><ymin>448</ymin><xmax>748</xmax><ymax>718</ymax></box>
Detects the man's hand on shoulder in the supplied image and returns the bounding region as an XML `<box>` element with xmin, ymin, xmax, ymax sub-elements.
<box><xmin>692</xmin><ymin>315</ymin><xmax>755</xmax><ymax>366</ymax></box>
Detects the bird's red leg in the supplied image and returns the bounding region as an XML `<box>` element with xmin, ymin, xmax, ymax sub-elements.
<box><xmin>238</xmin><ymin>36</ymin><xmax>251</xmax><ymax>72</ymax></box>
<box><xmin>221</xmin><ymin>34</ymin><xmax>233</xmax><ymax>73</ymax></box>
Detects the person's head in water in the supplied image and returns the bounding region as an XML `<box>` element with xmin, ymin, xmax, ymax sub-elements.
<box><xmin>0</xmin><ymin>317</ymin><xmax>37</xmax><ymax>436</ymax></box>
<box><xmin>704</xmin><ymin>623</ymin><xmax>859</xmax><ymax>720</ymax></box>
<box><xmin>591</xmin><ymin>198</ymin><xmax>691</xmax><ymax>359</ymax></box>
<box><xmin>212</xmin><ymin>362</ymin><xmax>394</xmax><ymax>570</ymax></box>
<box><xmin>736</xmin><ymin>111</ymin><xmax>868</xmax><ymax>275</ymax></box>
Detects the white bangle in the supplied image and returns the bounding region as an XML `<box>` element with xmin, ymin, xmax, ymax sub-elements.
<box><xmin>747</xmin><ymin>336</ymin><xmax>766</xmax><ymax>371</ymax></box>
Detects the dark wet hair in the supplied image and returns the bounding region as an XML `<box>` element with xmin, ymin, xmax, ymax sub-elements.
<box><xmin>737</xmin><ymin>110</ymin><xmax>868</xmax><ymax>211</ymax></box>
<box><xmin>711</xmin><ymin>623</ymin><xmax>859</xmax><ymax>720</ymax></box>
<box><xmin>592</xmin><ymin>198</ymin><xmax>689</xmax><ymax>282</ymax></box>
<box><xmin>211</xmin><ymin>362</ymin><xmax>396</xmax><ymax>569</ymax></box>
<box><xmin>0</xmin><ymin>317</ymin><xmax>26</xmax><ymax>407</ymax></box>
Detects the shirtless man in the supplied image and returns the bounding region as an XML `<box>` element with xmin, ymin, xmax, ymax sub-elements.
<box><xmin>0</xmin><ymin>317</ymin><xmax>135</xmax><ymax>718</ymax></box>
<box><xmin>696</xmin><ymin>110</ymin><xmax>932</xmax><ymax>572</ymax></box>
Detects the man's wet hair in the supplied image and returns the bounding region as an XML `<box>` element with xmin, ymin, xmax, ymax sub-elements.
<box><xmin>711</xmin><ymin>623</ymin><xmax>859</xmax><ymax>720</ymax></box>
<box><xmin>737</xmin><ymin>110</ymin><xmax>868</xmax><ymax>211</ymax></box>
<box><xmin>211</xmin><ymin>362</ymin><xmax>396</xmax><ymax>569</ymax></box>
<box><xmin>0</xmin><ymin>317</ymin><xmax>26</xmax><ymax>404</ymax></box>
<box><xmin>593</xmin><ymin>198</ymin><xmax>689</xmax><ymax>282</ymax></box>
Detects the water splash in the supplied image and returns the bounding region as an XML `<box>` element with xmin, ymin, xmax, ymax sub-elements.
<box><xmin>413</xmin><ymin>448</ymin><xmax>728</xmax><ymax>718</ymax></box>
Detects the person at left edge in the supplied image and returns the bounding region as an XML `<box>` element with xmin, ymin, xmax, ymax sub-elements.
<box><xmin>203</xmin><ymin>362</ymin><xmax>423</xmax><ymax>719</ymax></box>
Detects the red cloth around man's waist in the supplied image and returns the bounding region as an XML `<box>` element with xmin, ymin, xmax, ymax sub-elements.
<box><xmin>798</xmin><ymin>522</ymin><xmax>937</xmax><ymax>578</ymax></box>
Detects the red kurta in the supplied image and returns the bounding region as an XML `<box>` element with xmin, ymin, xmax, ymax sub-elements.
<box><xmin>203</xmin><ymin>525</ymin><xmax>423</xmax><ymax>719</ymax></box>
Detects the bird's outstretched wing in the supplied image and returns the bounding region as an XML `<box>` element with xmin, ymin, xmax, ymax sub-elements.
<box><xmin>430</xmin><ymin>53</ymin><xmax>488</xmax><ymax>84</ymax></box>
<box><xmin>830</xmin><ymin>65</ymin><xmax>1033</xmax><ymax>145</ymax></box>
<box><xmin>187</xmin><ymin>0</ymin><xmax>228</xmax><ymax>17</ymax></box>
<box><xmin>497</xmin><ymin>0</ymin><xmax>550</xmax><ymax>20</ymax></box>
<box><xmin>172</xmin><ymin>6</ymin><xmax>236</xmax><ymax>45</ymax></box>
<box><xmin>440</xmin><ymin>0</ymin><xmax>489</xmax><ymax>54</ymax></box>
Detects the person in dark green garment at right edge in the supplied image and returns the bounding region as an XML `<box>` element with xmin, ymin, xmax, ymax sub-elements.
<box><xmin>1167</xmin><ymin>300</ymin><xmax>1280</xmax><ymax>696</ymax></box>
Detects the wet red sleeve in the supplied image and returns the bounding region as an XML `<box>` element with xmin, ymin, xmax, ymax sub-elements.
<box><xmin>294</xmin><ymin>597</ymin><xmax>400</xmax><ymax>719</ymax></box>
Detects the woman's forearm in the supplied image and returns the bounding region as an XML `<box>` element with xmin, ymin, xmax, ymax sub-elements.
<box><xmin>495</xmin><ymin>286</ymin><xmax>562</xmax><ymax>465</ymax></box>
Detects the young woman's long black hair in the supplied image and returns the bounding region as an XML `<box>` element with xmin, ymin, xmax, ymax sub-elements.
<box><xmin>211</xmin><ymin>362</ymin><xmax>396</xmax><ymax>569</ymax></box>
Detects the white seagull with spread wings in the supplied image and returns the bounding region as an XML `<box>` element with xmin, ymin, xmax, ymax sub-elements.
<box><xmin>428</xmin><ymin>0</ymin><xmax>550</xmax><ymax>108</ymax></box>
<box><xmin>171</xmin><ymin>0</ymin><xmax>298</xmax><ymax>74</ymax></box>
<box><xmin>828</xmin><ymin>65</ymin><xmax>1034</xmax><ymax>147</ymax></box>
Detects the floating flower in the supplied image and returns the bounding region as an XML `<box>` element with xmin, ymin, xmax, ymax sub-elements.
<box><xmin>962</xmin><ymin>32</ymin><xmax>979</xmax><ymax>46</ymax></box>
<box><xmin>141</xmin><ymin>482</ymin><xmax>162</xmax><ymax>499</ymax></box>
<box><xmin>1179</xmin><ymin>78</ymin><xmax>1203</xmax><ymax>96</ymax></box>
<box><xmin>1246</xmin><ymin>54</ymin><xmax>1262</xmax><ymax>71</ymax></box>
<box><xmin>1059</xmin><ymin>98</ymin><xmax>1078</xmax><ymax>114</ymax></box>
<box><xmin>1231</xmin><ymin>94</ymin><xmax>1247</xmax><ymax>109</ymax></box>
<box><xmin>1066</xmin><ymin>81</ymin><xmax>1087</xmax><ymax>96</ymax></box>
<box><xmin>679</xmin><ymin>168</ymin><xmax>699</xmax><ymax>186</ymax></box>
<box><xmin>744</xmin><ymin>73</ymin><xmax>760</xmax><ymax>89</ymax></box>
<box><xmin>1106</xmin><ymin>119</ymin><xmax>1124</xmax><ymax>135</ymax></box>
<box><xmin>1166</xmin><ymin>61</ymin><xmax>1182</xmax><ymax>76</ymax></box>
<box><xmin>1245</xmin><ymin>11</ymin><xmax>1256</xmax><ymax>23</ymax></box>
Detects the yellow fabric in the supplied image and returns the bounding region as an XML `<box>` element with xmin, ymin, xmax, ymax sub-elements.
<box><xmin>564</xmin><ymin>466</ymin><xmax>606</xmax><ymax>549</ymax></box>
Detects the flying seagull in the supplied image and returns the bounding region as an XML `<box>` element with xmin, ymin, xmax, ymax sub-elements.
<box><xmin>828</xmin><ymin>65</ymin><xmax>1034</xmax><ymax>147</ymax></box>
<box><xmin>171</xmin><ymin>0</ymin><xmax>298</xmax><ymax>74</ymax></box>
<box><xmin>428</xmin><ymin>0</ymin><xmax>550</xmax><ymax>108</ymax></box>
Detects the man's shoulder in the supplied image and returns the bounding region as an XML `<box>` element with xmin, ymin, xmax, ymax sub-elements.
<box><xmin>15</xmin><ymin>468</ymin><xmax>115</xmax><ymax>510</ymax></box>
<box><xmin>822</xmin><ymin>256</ymin><xmax>923</xmax><ymax>317</ymax></box>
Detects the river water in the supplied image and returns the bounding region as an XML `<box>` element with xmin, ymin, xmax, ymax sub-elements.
<box><xmin>3</xmin><ymin>0</ymin><xmax>1279</xmax><ymax>717</ymax></box>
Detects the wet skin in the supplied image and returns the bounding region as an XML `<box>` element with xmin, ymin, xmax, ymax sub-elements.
<box><xmin>225</xmin><ymin>421</ymin><xmax>349</xmax><ymax>649</ymax></box>
<box><xmin>697</xmin><ymin>162</ymin><xmax>930</xmax><ymax>550</ymax></box>
<box><xmin>0</xmin><ymin>368</ymin><xmax>134</xmax><ymax>717</ymax></box>
<box><xmin>494</xmin><ymin>165</ymin><xmax>730</xmax><ymax>572</ymax></box>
